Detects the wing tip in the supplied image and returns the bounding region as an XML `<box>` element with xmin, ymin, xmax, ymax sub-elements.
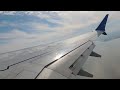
<box><xmin>95</xmin><ymin>14</ymin><xmax>109</xmax><ymax>32</ymax></box>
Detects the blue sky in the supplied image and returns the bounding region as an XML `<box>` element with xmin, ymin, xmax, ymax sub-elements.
<box><xmin>0</xmin><ymin>11</ymin><xmax>120</xmax><ymax>54</ymax></box>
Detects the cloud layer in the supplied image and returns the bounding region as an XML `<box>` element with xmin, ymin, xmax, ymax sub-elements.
<box><xmin>0</xmin><ymin>11</ymin><xmax>120</xmax><ymax>53</ymax></box>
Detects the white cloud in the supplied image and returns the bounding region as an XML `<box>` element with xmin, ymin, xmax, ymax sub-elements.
<box><xmin>0</xmin><ymin>11</ymin><xmax>120</xmax><ymax>53</ymax></box>
<box><xmin>0</xmin><ymin>11</ymin><xmax>119</xmax><ymax>32</ymax></box>
<box><xmin>0</xmin><ymin>29</ymin><xmax>68</xmax><ymax>53</ymax></box>
<box><xmin>0</xmin><ymin>29</ymin><xmax>34</xmax><ymax>40</ymax></box>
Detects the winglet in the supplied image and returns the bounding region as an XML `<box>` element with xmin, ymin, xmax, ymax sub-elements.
<box><xmin>96</xmin><ymin>14</ymin><xmax>109</xmax><ymax>32</ymax></box>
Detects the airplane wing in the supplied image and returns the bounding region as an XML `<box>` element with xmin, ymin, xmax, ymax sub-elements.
<box><xmin>0</xmin><ymin>14</ymin><xmax>109</xmax><ymax>79</ymax></box>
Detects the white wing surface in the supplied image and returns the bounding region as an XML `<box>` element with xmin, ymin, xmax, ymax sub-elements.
<box><xmin>0</xmin><ymin>14</ymin><xmax>109</xmax><ymax>79</ymax></box>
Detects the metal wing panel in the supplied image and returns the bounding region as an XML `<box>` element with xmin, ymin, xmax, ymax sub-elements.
<box><xmin>37</xmin><ymin>68</ymin><xmax>67</xmax><ymax>79</ymax></box>
<box><xmin>0</xmin><ymin>31</ymin><xmax>96</xmax><ymax>79</ymax></box>
<box><xmin>0</xmin><ymin>31</ymin><xmax>96</xmax><ymax>71</ymax></box>
<box><xmin>0</xmin><ymin>62</ymin><xmax>44</xmax><ymax>79</ymax></box>
<box><xmin>0</xmin><ymin>43</ymin><xmax>61</xmax><ymax>71</ymax></box>
<box><xmin>31</xmin><ymin>32</ymin><xmax>97</xmax><ymax>67</ymax></box>
<box><xmin>43</xmin><ymin>41</ymin><xmax>93</xmax><ymax>78</ymax></box>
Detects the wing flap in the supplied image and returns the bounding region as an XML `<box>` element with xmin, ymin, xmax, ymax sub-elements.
<box><xmin>70</xmin><ymin>42</ymin><xmax>95</xmax><ymax>75</ymax></box>
<box><xmin>43</xmin><ymin>41</ymin><xmax>93</xmax><ymax>78</ymax></box>
<box><xmin>78</xmin><ymin>69</ymin><xmax>93</xmax><ymax>78</ymax></box>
